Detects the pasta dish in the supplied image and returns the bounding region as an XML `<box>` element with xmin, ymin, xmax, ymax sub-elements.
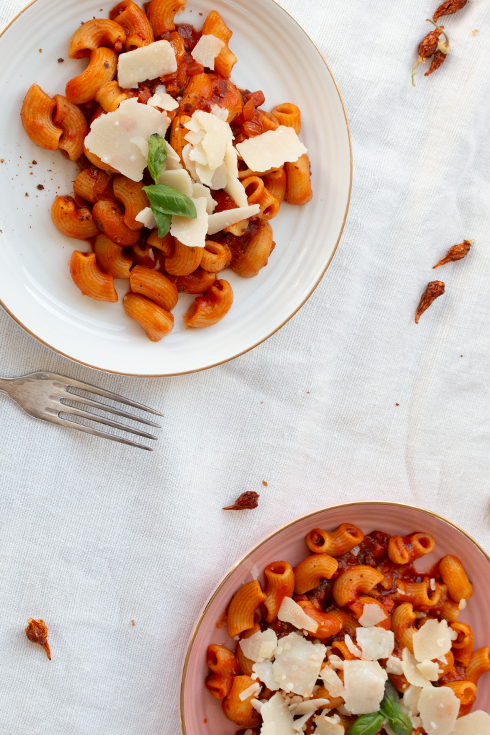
<box><xmin>20</xmin><ymin>0</ymin><xmax>312</xmax><ymax>341</ymax></box>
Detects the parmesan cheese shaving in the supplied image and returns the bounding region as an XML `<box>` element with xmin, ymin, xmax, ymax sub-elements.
<box><xmin>418</xmin><ymin>685</ymin><xmax>460</xmax><ymax>735</ymax></box>
<box><xmin>452</xmin><ymin>711</ymin><xmax>490</xmax><ymax>735</ymax></box>
<box><xmin>239</xmin><ymin>682</ymin><xmax>261</xmax><ymax>701</ymax></box>
<box><xmin>225</xmin><ymin>173</ymin><xmax>249</xmax><ymax>208</ymax></box>
<box><xmin>191</xmin><ymin>34</ymin><xmax>225</xmax><ymax>69</ymax></box>
<box><xmin>402</xmin><ymin>685</ymin><xmax>423</xmax><ymax>716</ymax></box>
<box><xmin>236</xmin><ymin>126</ymin><xmax>307</xmax><ymax>173</ymax></box>
<box><xmin>166</xmin><ymin>144</ymin><xmax>183</xmax><ymax>170</ymax></box>
<box><xmin>135</xmin><ymin>207</ymin><xmax>156</xmax><ymax>229</ymax></box>
<box><xmin>117</xmin><ymin>40</ymin><xmax>177</xmax><ymax>89</ymax></box>
<box><xmin>320</xmin><ymin>666</ymin><xmax>346</xmax><ymax>698</ymax></box>
<box><xmin>413</xmin><ymin>619</ymin><xmax>454</xmax><ymax>663</ymax></box>
<box><xmin>385</xmin><ymin>656</ymin><xmax>403</xmax><ymax>675</ymax></box>
<box><xmin>356</xmin><ymin>627</ymin><xmax>394</xmax><ymax>661</ymax></box>
<box><xmin>239</xmin><ymin>629</ymin><xmax>278</xmax><ymax>663</ymax></box>
<box><xmin>328</xmin><ymin>655</ymin><xmax>344</xmax><ymax>670</ymax></box>
<box><xmin>292</xmin><ymin>699</ymin><xmax>332</xmax><ymax>716</ymax></box>
<box><xmin>314</xmin><ymin>714</ymin><xmax>345</xmax><ymax>735</ymax></box>
<box><xmin>211</xmin><ymin>104</ymin><xmax>229</xmax><ymax>121</ymax></box>
<box><xmin>277</xmin><ymin>597</ymin><xmax>318</xmax><ymax>634</ymax></box>
<box><xmin>358</xmin><ymin>603</ymin><xmax>388</xmax><ymax>627</ymax></box>
<box><xmin>252</xmin><ymin>662</ymin><xmax>279</xmax><ymax>691</ymax></box>
<box><xmin>416</xmin><ymin>659</ymin><xmax>439</xmax><ymax>681</ymax></box>
<box><xmin>272</xmin><ymin>633</ymin><xmax>326</xmax><ymax>697</ymax></box>
<box><xmin>85</xmin><ymin>98</ymin><xmax>170</xmax><ymax>182</ymax></box>
<box><xmin>344</xmin><ymin>635</ymin><xmax>362</xmax><ymax>658</ymax></box>
<box><xmin>343</xmin><ymin>660</ymin><xmax>387</xmax><ymax>715</ymax></box>
<box><xmin>207</xmin><ymin>205</ymin><xmax>260</xmax><ymax>235</ymax></box>
<box><xmin>260</xmin><ymin>693</ymin><xmax>296</xmax><ymax>735</ymax></box>
<box><xmin>148</xmin><ymin>88</ymin><xmax>179</xmax><ymax>112</ymax></box>
<box><xmin>192</xmin><ymin>183</ymin><xmax>216</xmax><ymax>214</ymax></box>
<box><xmin>458</xmin><ymin>599</ymin><xmax>467</xmax><ymax>611</ymax></box>
<box><xmin>401</xmin><ymin>648</ymin><xmax>433</xmax><ymax>688</ymax></box>
<box><xmin>170</xmin><ymin>197</ymin><xmax>208</xmax><ymax>248</ymax></box>
<box><xmin>158</xmin><ymin>168</ymin><xmax>193</xmax><ymax>198</ymax></box>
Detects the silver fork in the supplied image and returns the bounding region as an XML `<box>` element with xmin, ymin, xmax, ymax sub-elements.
<box><xmin>0</xmin><ymin>371</ymin><xmax>162</xmax><ymax>451</ymax></box>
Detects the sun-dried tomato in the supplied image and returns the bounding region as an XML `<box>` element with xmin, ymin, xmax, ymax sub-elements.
<box><xmin>223</xmin><ymin>491</ymin><xmax>260</xmax><ymax>510</ymax></box>
<box><xmin>434</xmin><ymin>0</ymin><xmax>468</xmax><ymax>22</ymax></box>
<box><xmin>425</xmin><ymin>49</ymin><xmax>447</xmax><ymax>76</ymax></box>
<box><xmin>415</xmin><ymin>281</ymin><xmax>445</xmax><ymax>323</ymax></box>
<box><xmin>25</xmin><ymin>618</ymin><xmax>51</xmax><ymax>660</ymax></box>
<box><xmin>433</xmin><ymin>240</ymin><xmax>473</xmax><ymax>268</ymax></box>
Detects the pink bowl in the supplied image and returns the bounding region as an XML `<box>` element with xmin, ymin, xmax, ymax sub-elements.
<box><xmin>180</xmin><ymin>502</ymin><xmax>490</xmax><ymax>734</ymax></box>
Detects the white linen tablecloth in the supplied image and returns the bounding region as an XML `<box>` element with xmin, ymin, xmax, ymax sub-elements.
<box><xmin>1</xmin><ymin>0</ymin><xmax>490</xmax><ymax>732</ymax></box>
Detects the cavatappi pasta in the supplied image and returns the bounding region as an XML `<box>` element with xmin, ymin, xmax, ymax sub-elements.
<box><xmin>20</xmin><ymin>1</ymin><xmax>312</xmax><ymax>342</ymax></box>
<box><xmin>205</xmin><ymin>526</ymin><xmax>489</xmax><ymax>735</ymax></box>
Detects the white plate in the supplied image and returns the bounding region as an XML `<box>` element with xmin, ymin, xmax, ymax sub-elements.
<box><xmin>0</xmin><ymin>0</ymin><xmax>351</xmax><ymax>376</ymax></box>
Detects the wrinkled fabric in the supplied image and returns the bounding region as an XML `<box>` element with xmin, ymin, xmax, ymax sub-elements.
<box><xmin>1</xmin><ymin>0</ymin><xmax>490</xmax><ymax>733</ymax></box>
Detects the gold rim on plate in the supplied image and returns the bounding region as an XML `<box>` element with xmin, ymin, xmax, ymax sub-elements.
<box><xmin>179</xmin><ymin>500</ymin><xmax>490</xmax><ymax>735</ymax></box>
<box><xmin>0</xmin><ymin>0</ymin><xmax>352</xmax><ymax>377</ymax></box>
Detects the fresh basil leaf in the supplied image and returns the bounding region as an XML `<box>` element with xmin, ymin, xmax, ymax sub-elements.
<box><xmin>387</xmin><ymin>711</ymin><xmax>412</xmax><ymax>735</ymax></box>
<box><xmin>379</xmin><ymin>678</ymin><xmax>400</xmax><ymax>721</ymax></box>
<box><xmin>152</xmin><ymin>210</ymin><xmax>172</xmax><ymax>238</ymax></box>
<box><xmin>147</xmin><ymin>133</ymin><xmax>167</xmax><ymax>185</ymax></box>
<box><xmin>143</xmin><ymin>185</ymin><xmax>197</xmax><ymax>219</ymax></box>
<box><xmin>347</xmin><ymin>712</ymin><xmax>384</xmax><ymax>735</ymax></box>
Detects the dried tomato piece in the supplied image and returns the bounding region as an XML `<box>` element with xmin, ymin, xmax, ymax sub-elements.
<box><xmin>223</xmin><ymin>491</ymin><xmax>260</xmax><ymax>510</ymax></box>
<box><xmin>433</xmin><ymin>240</ymin><xmax>473</xmax><ymax>268</ymax></box>
<box><xmin>415</xmin><ymin>281</ymin><xmax>445</xmax><ymax>323</ymax></box>
<box><xmin>25</xmin><ymin>618</ymin><xmax>51</xmax><ymax>660</ymax></box>
<box><xmin>434</xmin><ymin>0</ymin><xmax>468</xmax><ymax>22</ymax></box>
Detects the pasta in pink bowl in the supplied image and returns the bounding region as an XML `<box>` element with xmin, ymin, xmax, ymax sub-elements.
<box><xmin>0</xmin><ymin>0</ymin><xmax>351</xmax><ymax>375</ymax></box>
<box><xmin>180</xmin><ymin>502</ymin><xmax>490</xmax><ymax>735</ymax></box>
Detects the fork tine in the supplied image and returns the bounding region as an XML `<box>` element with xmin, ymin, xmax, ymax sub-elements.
<box><xmin>55</xmin><ymin>392</ymin><xmax>162</xmax><ymax>428</ymax></box>
<box><xmin>48</xmin><ymin>405</ymin><xmax>158</xmax><ymax>441</ymax></box>
<box><xmin>51</xmin><ymin>375</ymin><xmax>163</xmax><ymax>416</ymax></box>
<box><xmin>44</xmin><ymin>413</ymin><xmax>153</xmax><ymax>451</ymax></box>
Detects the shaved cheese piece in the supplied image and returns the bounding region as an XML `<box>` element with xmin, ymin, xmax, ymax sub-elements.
<box><xmin>252</xmin><ymin>699</ymin><xmax>263</xmax><ymax>714</ymax></box>
<box><xmin>225</xmin><ymin>173</ymin><xmax>249</xmax><ymax>207</ymax></box>
<box><xmin>185</xmin><ymin>111</ymin><xmax>233</xmax><ymax>170</ymax></box>
<box><xmin>191</xmin><ymin>34</ymin><xmax>225</xmax><ymax>69</ymax></box>
<box><xmin>236</xmin><ymin>126</ymin><xmax>307</xmax><ymax>173</ymax></box>
<box><xmin>418</xmin><ymin>685</ymin><xmax>460</xmax><ymax>735</ymax></box>
<box><xmin>401</xmin><ymin>648</ymin><xmax>433</xmax><ymax>688</ymax></box>
<box><xmin>344</xmin><ymin>635</ymin><xmax>361</xmax><ymax>658</ymax></box>
<box><xmin>130</xmin><ymin>136</ymin><xmax>149</xmax><ymax>159</ymax></box>
<box><xmin>403</xmin><ymin>685</ymin><xmax>423</xmax><ymax>716</ymax></box>
<box><xmin>250</xmin><ymin>564</ymin><xmax>260</xmax><ymax>581</ymax></box>
<box><xmin>158</xmin><ymin>169</ymin><xmax>193</xmax><ymax>198</ymax></box>
<box><xmin>328</xmin><ymin>655</ymin><xmax>344</xmax><ymax>670</ymax></box>
<box><xmin>135</xmin><ymin>207</ymin><xmax>156</xmax><ymax>229</ymax></box>
<box><xmin>239</xmin><ymin>682</ymin><xmax>261</xmax><ymax>701</ymax></box>
<box><xmin>117</xmin><ymin>40</ymin><xmax>177</xmax><ymax>89</ymax></box>
<box><xmin>211</xmin><ymin>104</ymin><xmax>229</xmax><ymax>121</ymax></box>
<box><xmin>261</xmin><ymin>693</ymin><xmax>295</xmax><ymax>735</ymax></box>
<box><xmin>148</xmin><ymin>91</ymin><xmax>179</xmax><ymax>112</ymax></box>
<box><xmin>166</xmin><ymin>144</ymin><xmax>183</xmax><ymax>170</ymax></box>
<box><xmin>292</xmin><ymin>700</ymin><xmax>332</xmax><ymax>716</ymax></box>
<box><xmin>182</xmin><ymin>144</ymin><xmax>197</xmax><ymax>180</ymax></box>
<box><xmin>356</xmin><ymin>627</ymin><xmax>394</xmax><ymax>661</ymax></box>
<box><xmin>277</xmin><ymin>597</ymin><xmax>318</xmax><ymax>634</ymax></box>
<box><xmin>252</xmin><ymin>662</ymin><xmax>279</xmax><ymax>691</ymax></box>
<box><xmin>416</xmin><ymin>660</ymin><xmax>439</xmax><ymax>681</ymax></box>
<box><xmin>207</xmin><ymin>205</ymin><xmax>260</xmax><ymax>235</ymax></box>
<box><xmin>272</xmin><ymin>633</ymin><xmax>326</xmax><ymax>697</ymax></box>
<box><xmin>343</xmin><ymin>660</ymin><xmax>387</xmax><ymax>715</ymax></box>
<box><xmin>452</xmin><ymin>711</ymin><xmax>490</xmax><ymax>735</ymax></box>
<box><xmin>225</xmin><ymin>145</ymin><xmax>239</xmax><ymax>177</ymax></box>
<box><xmin>430</xmin><ymin>578</ymin><xmax>436</xmax><ymax>591</ymax></box>
<box><xmin>192</xmin><ymin>183</ymin><xmax>216</xmax><ymax>214</ymax></box>
<box><xmin>314</xmin><ymin>714</ymin><xmax>345</xmax><ymax>735</ymax></box>
<box><xmin>239</xmin><ymin>629</ymin><xmax>278</xmax><ymax>663</ymax></box>
<box><xmin>85</xmin><ymin>98</ymin><xmax>170</xmax><ymax>181</ymax></box>
<box><xmin>359</xmin><ymin>603</ymin><xmax>388</xmax><ymax>628</ymax></box>
<box><xmin>293</xmin><ymin>713</ymin><xmax>314</xmax><ymax>732</ymax></box>
<box><xmin>386</xmin><ymin>656</ymin><xmax>404</xmax><ymax>675</ymax></box>
<box><xmin>413</xmin><ymin>619</ymin><xmax>454</xmax><ymax>663</ymax></box>
<box><xmin>458</xmin><ymin>599</ymin><xmax>467</xmax><ymax>611</ymax></box>
<box><xmin>170</xmin><ymin>197</ymin><xmax>208</xmax><ymax>248</ymax></box>
<box><xmin>320</xmin><ymin>666</ymin><xmax>345</xmax><ymax>698</ymax></box>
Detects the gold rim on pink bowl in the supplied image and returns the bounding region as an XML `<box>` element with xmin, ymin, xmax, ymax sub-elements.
<box><xmin>0</xmin><ymin>0</ymin><xmax>352</xmax><ymax>377</ymax></box>
<box><xmin>179</xmin><ymin>500</ymin><xmax>490</xmax><ymax>734</ymax></box>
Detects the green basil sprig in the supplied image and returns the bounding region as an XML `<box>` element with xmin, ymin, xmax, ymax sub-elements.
<box><xmin>142</xmin><ymin>184</ymin><xmax>197</xmax><ymax>238</ymax></box>
<box><xmin>348</xmin><ymin>679</ymin><xmax>412</xmax><ymax>735</ymax></box>
<box><xmin>147</xmin><ymin>133</ymin><xmax>168</xmax><ymax>185</ymax></box>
